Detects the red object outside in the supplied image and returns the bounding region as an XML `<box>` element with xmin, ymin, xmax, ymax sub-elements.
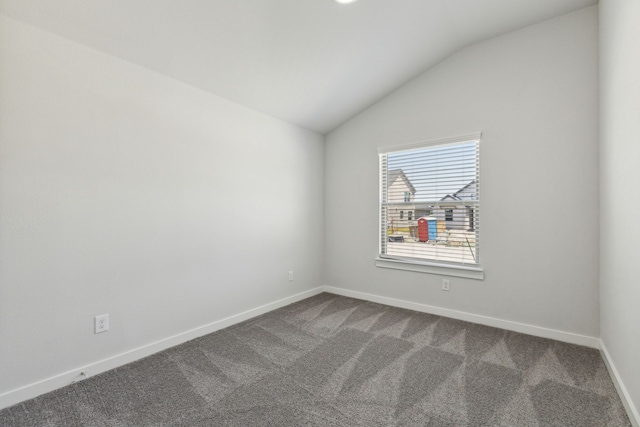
<box><xmin>417</xmin><ymin>217</ymin><xmax>429</xmax><ymax>242</ymax></box>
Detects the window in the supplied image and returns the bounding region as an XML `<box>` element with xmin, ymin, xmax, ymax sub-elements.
<box><xmin>445</xmin><ymin>209</ymin><xmax>453</xmax><ymax>222</ymax></box>
<box><xmin>400</xmin><ymin>210</ymin><xmax>404</xmax><ymax>220</ymax></box>
<box><xmin>408</xmin><ymin>211</ymin><xmax>413</xmax><ymax>221</ymax></box>
<box><xmin>378</xmin><ymin>133</ymin><xmax>480</xmax><ymax>270</ymax></box>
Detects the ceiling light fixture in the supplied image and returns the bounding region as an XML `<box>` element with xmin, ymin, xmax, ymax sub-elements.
<box><xmin>335</xmin><ymin>0</ymin><xmax>358</xmax><ymax>4</ymax></box>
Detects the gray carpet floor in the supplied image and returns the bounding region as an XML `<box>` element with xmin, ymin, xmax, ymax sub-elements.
<box><xmin>0</xmin><ymin>293</ymin><xmax>632</xmax><ymax>426</ymax></box>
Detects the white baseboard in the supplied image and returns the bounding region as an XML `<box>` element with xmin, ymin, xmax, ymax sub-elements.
<box><xmin>0</xmin><ymin>287</ymin><xmax>324</xmax><ymax>411</ymax></box>
<box><xmin>5</xmin><ymin>285</ymin><xmax>630</xmax><ymax>420</ymax></box>
<box><xmin>600</xmin><ymin>342</ymin><xmax>640</xmax><ymax>427</ymax></box>
<box><xmin>323</xmin><ymin>286</ymin><xmax>600</xmax><ymax>348</ymax></box>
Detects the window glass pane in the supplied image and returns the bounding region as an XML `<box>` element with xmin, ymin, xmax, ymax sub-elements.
<box><xmin>380</xmin><ymin>138</ymin><xmax>479</xmax><ymax>267</ymax></box>
<box><xmin>445</xmin><ymin>209</ymin><xmax>453</xmax><ymax>221</ymax></box>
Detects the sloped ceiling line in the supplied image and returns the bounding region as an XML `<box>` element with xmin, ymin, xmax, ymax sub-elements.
<box><xmin>0</xmin><ymin>0</ymin><xmax>596</xmax><ymax>134</ymax></box>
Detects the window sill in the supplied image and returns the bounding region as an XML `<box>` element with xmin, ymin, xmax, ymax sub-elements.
<box><xmin>375</xmin><ymin>257</ymin><xmax>484</xmax><ymax>280</ymax></box>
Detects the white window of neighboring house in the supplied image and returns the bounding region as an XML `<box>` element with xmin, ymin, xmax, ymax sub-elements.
<box><xmin>408</xmin><ymin>211</ymin><xmax>413</xmax><ymax>221</ymax></box>
<box><xmin>400</xmin><ymin>211</ymin><xmax>404</xmax><ymax>220</ymax></box>
<box><xmin>404</xmin><ymin>192</ymin><xmax>411</xmax><ymax>202</ymax></box>
<box><xmin>445</xmin><ymin>209</ymin><xmax>453</xmax><ymax>222</ymax></box>
<box><xmin>378</xmin><ymin>133</ymin><xmax>481</xmax><ymax>274</ymax></box>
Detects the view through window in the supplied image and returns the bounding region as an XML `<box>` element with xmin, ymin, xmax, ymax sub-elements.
<box><xmin>379</xmin><ymin>137</ymin><xmax>480</xmax><ymax>267</ymax></box>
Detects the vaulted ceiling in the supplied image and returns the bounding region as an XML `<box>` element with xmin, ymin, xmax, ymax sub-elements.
<box><xmin>0</xmin><ymin>0</ymin><xmax>597</xmax><ymax>134</ymax></box>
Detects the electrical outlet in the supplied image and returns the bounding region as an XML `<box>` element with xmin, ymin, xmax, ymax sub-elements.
<box><xmin>442</xmin><ymin>279</ymin><xmax>450</xmax><ymax>291</ymax></box>
<box><xmin>94</xmin><ymin>314</ymin><xmax>109</xmax><ymax>334</ymax></box>
<box><xmin>288</xmin><ymin>270</ymin><xmax>294</xmax><ymax>282</ymax></box>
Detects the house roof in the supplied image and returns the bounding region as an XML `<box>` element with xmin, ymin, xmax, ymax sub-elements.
<box><xmin>388</xmin><ymin>169</ymin><xmax>416</xmax><ymax>194</ymax></box>
<box><xmin>440</xmin><ymin>179</ymin><xmax>477</xmax><ymax>201</ymax></box>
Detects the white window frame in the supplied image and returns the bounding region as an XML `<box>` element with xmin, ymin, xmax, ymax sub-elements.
<box><xmin>376</xmin><ymin>132</ymin><xmax>483</xmax><ymax>280</ymax></box>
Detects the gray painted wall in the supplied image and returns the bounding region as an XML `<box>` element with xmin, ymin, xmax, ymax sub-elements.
<box><xmin>5</xmin><ymin>3</ymin><xmax>636</xmax><ymax>419</ymax></box>
<box><xmin>325</xmin><ymin>7</ymin><xmax>599</xmax><ymax>337</ymax></box>
<box><xmin>0</xmin><ymin>16</ymin><xmax>324</xmax><ymax>397</ymax></box>
<box><xmin>600</xmin><ymin>0</ymin><xmax>640</xmax><ymax>419</ymax></box>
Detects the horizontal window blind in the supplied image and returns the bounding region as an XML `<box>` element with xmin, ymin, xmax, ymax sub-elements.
<box><xmin>379</xmin><ymin>136</ymin><xmax>480</xmax><ymax>267</ymax></box>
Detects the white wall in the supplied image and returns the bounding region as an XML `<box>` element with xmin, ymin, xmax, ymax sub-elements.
<box><xmin>0</xmin><ymin>15</ymin><xmax>324</xmax><ymax>402</ymax></box>
<box><xmin>325</xmin><ymin>8</ymin><xmax>599</xmax><ymax>337</ymax></box>
<box><xmin>600</xmin><ymin>0</ymin><xmax>640</xmax><ymax>421</ymax></box>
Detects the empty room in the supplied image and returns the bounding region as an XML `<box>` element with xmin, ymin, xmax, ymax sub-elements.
<box><xmin>0</xmin><ymin>0</ymin><xmax>638</xmax><ymax>425</ymax></box>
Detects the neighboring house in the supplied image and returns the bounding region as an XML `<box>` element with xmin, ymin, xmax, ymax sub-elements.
<box><xmin>387</xmin><ymin>172</ymin><xmax>477</xmax><ymax>232</ymax></box>
<box><xmin>387</xmin><ymin>169</ymin><xmax>416</xmax><ymax>203</ymax></box>
<box><xmin>433</xmin><ymin>180</ymin><xmax>477</xmax><ymax>230</ymax></box>
<box><xmin>386</xmin><ymin>169</ymin><xmax>416</xmax><ymax>230</ymax></box>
